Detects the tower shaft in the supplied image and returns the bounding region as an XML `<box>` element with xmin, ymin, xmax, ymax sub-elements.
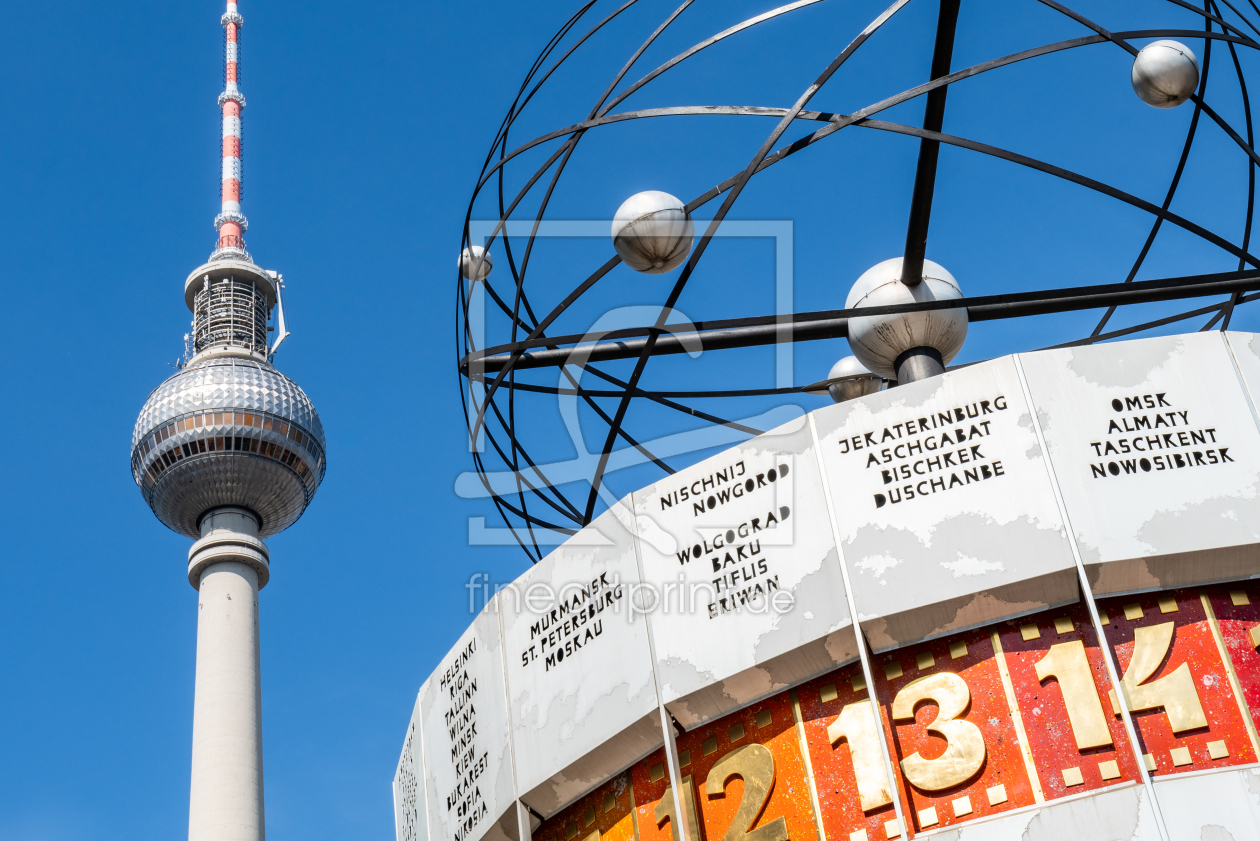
<box><xmin>188</xmin><ymin>507</ymin><xmax>270</xmax><ymax>841</ymax></box>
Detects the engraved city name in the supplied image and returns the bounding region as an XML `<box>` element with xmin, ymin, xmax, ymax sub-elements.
<box><xmin>1088</xmin><ymin>392</ymin><xmax>1235</xmax><ymax>478</ymax></box>
<box><xmin>831</xmin><ymin>395</ymin><xmax>1013</xmax><ymax>508</ymax></box>
<box><xmin>656</xmin><ymin>460</ymin><xmax>791</xmax><ymax>517</ymax></box>
<box><xmin>438</xmin><ymin>638</ymin><xmax>490</xmax><ymax>841</ymax></box>
<box><xmin>518</xmin><ymin>573</ymin><xmax>625</xmax><ymax>672</ymax></box>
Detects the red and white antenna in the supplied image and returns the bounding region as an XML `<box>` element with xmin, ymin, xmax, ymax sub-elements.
<box><xmin>214</xmin><ymin>0</ymin><xmax>248</xmax><ymax>259</ymax></box>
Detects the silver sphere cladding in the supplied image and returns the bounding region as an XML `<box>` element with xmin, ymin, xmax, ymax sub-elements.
<box><xmin>845</xmin><ymin>257</ymin><xmax>968</xmax><ymax>379</ymax></box>
<box><xmin>611</xmin><ymin>191</ymin><xmax>694</xmax><ymax>274</ymax></box>
<box><xmin>459</xmin><ymin>245</ymin><xmax>493</xmax><ymax>282</ymax></box>
<box><xmin>827</xmin><ymin>355</ymin><xmax>882</xmax><ymax>403</ymax></box>
<box><xmin>1132</xmin><ymin>40</ymin><xmax>1199</xmax><ymax>108</ymax></box>
<box><xmin>132</xmin><ymin>356</ymin><xmax>327</xmax><ymax>538</ymax></box>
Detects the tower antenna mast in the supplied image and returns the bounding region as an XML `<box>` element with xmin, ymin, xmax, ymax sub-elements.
<box><xmin>215</xmin><ymin>1</ymin><xmax>248</xmax><ymax>260</ymax></box>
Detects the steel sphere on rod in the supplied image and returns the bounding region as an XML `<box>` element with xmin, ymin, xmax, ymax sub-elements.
<box><xmin>1132</xmin><ymin>39</ymin><xmax>1201</xmax><ymax>108</ymax></box>
<box><xmin>826</xmin><ymin>355</ymin><xmax>882</xmax><ymax>403</ymax></box>
<box><xmin>611</xmin><ymin>191</ymin><xmax>695</xmax><ymax>274</ymax></box>
<box><xmin>845</xmin><ymin>257</ymin><xmax>968</xmax><ymax>384</ymax></box>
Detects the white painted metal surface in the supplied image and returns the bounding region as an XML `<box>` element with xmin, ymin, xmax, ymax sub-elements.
<box><xmin>394</xmin><ymin>694</ymin><xmax>428</xmax><ymax>841</ymax></box>
<box><xmin>419</xmin><ymin>604</ymin><xmax>517</xmax><ymax>841</ymax></box>
<box><xmin>934</xmin><ymin>783</ymin><xmax>1161</xmax><ymax>840</ymax></box>
<box><xmin>813</xmin><ymin>355</ymin><xmax>1076</xmax><ymax>649</ymax></box>
<box><xmin>1153</xmin><ymin>766</ymin><xmax>1260</xmax><ymax>839</ymax></box>
<box><xmin>500</xmin><ymin>502</ymin><xmax>661</xmax><ymax>816</ymax></box>
<box><xmin>397</xmin><ymin>331</ymin><xmax>1260</xmax><ymax>841</ymax></box>
<box><xmin>632</xmin><ymin>414</ymin><xmax>857</xmax><ymax>727</ymax></box>
<box><xmin>1021</xmin><ymin>333</ymin><xmax>1260</xmax><ymax>596</ymax></box>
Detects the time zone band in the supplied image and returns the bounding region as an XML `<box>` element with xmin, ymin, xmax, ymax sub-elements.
<box><xmin>532</xmin><ymin>583</ymin><xmax>1260</xmax><ymax>841</ymax></box>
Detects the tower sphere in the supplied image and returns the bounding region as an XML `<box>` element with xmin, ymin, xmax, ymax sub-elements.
<box><xmin>459</xmin><ymin>245</ymin><xmax>493</xmax><ymax>282</ymax></box>
<box><xmin>1131</xmin><ymin>40</ymin><xmax>1199</xmax><ymax>108</ymax></box>
<box><xmin>827</xmin><ymin>355</ymin><xmax>882</xmax><ymax>403</ymax></box>
<box><xmin>845</xmin><ymin>257</ymin><xmax>968</xmax><ymax>379</ymax></box>
<box><xmin>132</xmin><ymin>354</ymin><xmax>326</xmax><ymax>539</ymax></box>
<box><xmin>611</xmin><ymin>190</ymin><xmax>694</xmax><ymax>274</ymax></box>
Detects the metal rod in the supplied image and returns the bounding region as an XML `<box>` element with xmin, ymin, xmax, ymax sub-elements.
<box><xmin>463</xmin><ymin>268</ymin><xmax>1260</xmax><ymax>372</ymax></box>
<box><xmin>807</xmin><ymin>413</ymin><xmax>910</xmax><ymax>841</ymax></box>
<box><xmin>895</xmin><ymin>346</ymin><xmax>945</xmax><ymax>382</ymax></box>
<box><xmin>472</xmin><ymin>267</ymin><xmax>1260</xmax><ymax>360</ymax></box>
<box><xmin>578</xmin><ymin>0</ymin><xmax>916</xmax><ymax>525</ymax></box>
<box><xmin>463</xmin><ymin>25</ymin><xmax>1260</xmax><ymax>439</ymax></box>
<box><xmin>901</xmin><ymin>0</ymin><xmax>960</xmax><ymax>287</ymax></box>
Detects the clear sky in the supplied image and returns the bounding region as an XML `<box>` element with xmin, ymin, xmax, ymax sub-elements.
<box><xmin>0</xmin><ymin>1</ymin><xmax>1256</xmax><ymax>840</ymax></box>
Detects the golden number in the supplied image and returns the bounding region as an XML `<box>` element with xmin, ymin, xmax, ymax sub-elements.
<box><xmin>704</xmin><ymin>744</ymin><xmax>789</xmax><ymax>841</ymax></box>
<box><xmin>826</xmin><ymin>702</ymin><xmax>893</xmax><ymax>812</ymax></box>
<box><xmin>1120</xmin><ymin>621</ymin><xmax>1207</xmax><ymax>733</ymax></box>
<box><xmin>890</xmin><ymin>673</ymin><xmax>986</xmax><ymax>791</ymax></box>
<box><xmin>655</xmin><ymin>775</ymin><xmax>701</xmax><ymax>841</ymax></box>
<box><xmin>1035</xmin><ymin>640</ymin><xmax>1114</xmax><ymax>750</ymax></box>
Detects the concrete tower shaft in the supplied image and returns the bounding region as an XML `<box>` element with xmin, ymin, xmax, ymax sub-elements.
<box><xmin>188</xmin><ymin>508</ymin><xmax>267</xmax><ymax>841</ymax></box>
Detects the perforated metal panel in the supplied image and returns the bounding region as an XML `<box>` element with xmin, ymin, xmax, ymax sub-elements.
<box><xmin>193</xmin><ymin>276</ymin><xmax>268</xmax><ymax>355</ymax></box>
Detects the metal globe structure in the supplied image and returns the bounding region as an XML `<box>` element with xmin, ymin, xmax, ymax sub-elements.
<box><xmin>458</xmin><ymin>0</ymin><xmax>1260</xmax><ymax>561</ymax></box>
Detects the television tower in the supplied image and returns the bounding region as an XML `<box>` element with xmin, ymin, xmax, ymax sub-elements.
<box><xmin>131</xmin><ymin>3</ymin><xmax>326</xmax><ymax>840</ymax></box>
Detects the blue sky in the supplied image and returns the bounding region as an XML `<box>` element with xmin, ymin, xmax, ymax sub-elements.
<box><xmin>0</xmin><ymin>1</ymin><xmax>1256</xmax><ymax>840</ymax></box>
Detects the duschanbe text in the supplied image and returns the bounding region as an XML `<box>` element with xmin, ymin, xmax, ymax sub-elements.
<box><xmin>834</xmin><ymin>396</ymin><xmax>1012</xmax><ymax>508</ymax></box>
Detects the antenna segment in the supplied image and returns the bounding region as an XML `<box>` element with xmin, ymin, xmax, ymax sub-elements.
<box><xmin>214</xmin><ymin>1</ymin><xmax>248</xmax><ymax>260</ymax></box>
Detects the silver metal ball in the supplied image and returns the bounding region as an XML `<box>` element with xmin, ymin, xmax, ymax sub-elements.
<box><xmin>459</xmin><ymin>246</ymin><xmax>493</xmax><ymax>282</ymax></box>
<box><xmin>1132</xmin><ymin>40</ymin><xmax>1199</xmax><ymax>109</ymax></box>
<box><xmin>845</xmin><ymin>257</ymin><xmax>968</xmax><ymax>379</ymax></box>
<box><xmin>827</xmin><ymin>355</ymin><xmax>882</xmax><ymax>403</ymax></box>
<box><xmin>611</xmin><ymin>191</ymin><xmax>694</xmax><ymax>274</ymax></box>
<box><xmin>132</xmin><ymin>356</ymin><xmax>327</xmax><ymax>538</ymax></box>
